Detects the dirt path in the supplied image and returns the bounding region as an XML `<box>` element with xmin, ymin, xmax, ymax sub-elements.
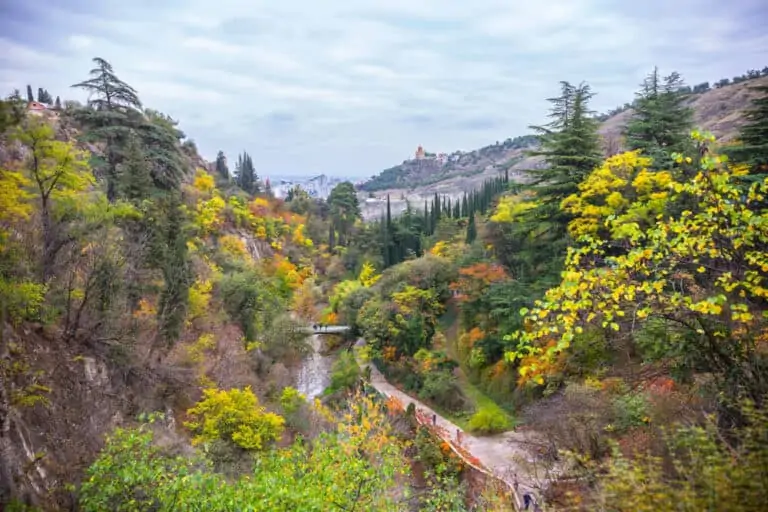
<box><xmin>355</xmin><ymin>340</ymin><xmax>551</xmax><ymax>508</ymax></box>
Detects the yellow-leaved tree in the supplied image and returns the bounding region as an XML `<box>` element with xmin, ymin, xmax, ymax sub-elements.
<box><xmin>184</xmin><ymin>386</ymin><xmax>284</xmax><ymax>451</ymax></box>
<box><xmin>507</xmin><ymin>133</ymin><xmax>768</xmax><ymax>403</ymax></box>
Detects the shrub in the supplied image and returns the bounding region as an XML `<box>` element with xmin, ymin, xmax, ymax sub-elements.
<box><xmin>468</xmin><ymin>406</ymin><xmax>511</xmax><ymax>435</ymax></box>
<box><xmin>184</xmin><ymin>386</ymin><xmax>284</xmax><ymax>451</ymax></box>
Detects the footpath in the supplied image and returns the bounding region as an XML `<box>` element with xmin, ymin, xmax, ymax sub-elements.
<box><xmin>354</xmin><ymin>340</ymin><xmax>552</xmax><ymax>510</ymax></box>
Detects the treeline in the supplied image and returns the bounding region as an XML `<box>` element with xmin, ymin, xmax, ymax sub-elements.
<box><xmin>373</xmin><ymin>173</ymin><xmax>509</xmax><ymax>267</ymax></box>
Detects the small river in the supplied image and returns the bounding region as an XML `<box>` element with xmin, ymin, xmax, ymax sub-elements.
<box><xmin>295</xmin><ymin>334</ymin><xmax>335</xmax><ymax>399</ymax></box>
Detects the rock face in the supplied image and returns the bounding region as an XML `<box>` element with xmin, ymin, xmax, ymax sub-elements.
<box><xmin>359</xmin><ymin>76</ymin><xmax>768</xmax><ymax>217</ymax></box>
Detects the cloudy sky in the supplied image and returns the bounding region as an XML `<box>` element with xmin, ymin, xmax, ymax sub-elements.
<box><xmin>1</xmin><ymin>0</ymin><xmax>766</xmax><ymax>179</ymax></box>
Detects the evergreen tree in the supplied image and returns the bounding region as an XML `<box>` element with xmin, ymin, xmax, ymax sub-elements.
<box><xmin>235</xmin><ymin>152</ymin><xmax>256</xmax><ymax>194</ymax></box>
<box><xmin>119</xmin><ymin>133</ymin><xmax>153</xmax><ymax>203</ymax></box>
<box><xmin>37</xmin><ymin>88</ymin><xmax>53</xmax><ymax>104</ymax></box>
<box><xmin>466</xmin><ymin>210</ymin><xmax>477</xmax><ymax>244</ymax></box>
<box><xmin>328</xmin><ymin>182</ymin><xmax>360</xmax><ymax>247</ymax></box>
<box><xmin>452</xmin><ymin>199</ymin><xmax>460</xmax><ymax>218</ymax></box>
<box><xmin>329</xmin><ymin>223</ymin><xmax>336</xmax><ymax>250</ymax></box>
<box><xmin>461</xmin><ymin>194</ymin><xmax>468</xmax><ymax>218</ymax></box>
<box><xmin>26</xmin><ymin>84</ymin><xmax>34</xmax><ymax>103</ymax></box>
<box><xmin>624</xmin><ymin>68</ymin><xmax>694</xmax><ymax>168</ymax></box>
<box><xmin>54</xmin><ymin>96</ymin><xmax>61</xmax><ymax>109</ymax></box>
<box><xmin>72</xmin><ymin>57</ymin><xmax>142</xmax><ymax>111</ymax></box>
<box><xmin>527</xmin><ymin>81</ymin><xmax>602</xmax><ymax>225</ymax></box>
<box><xmin>215</xmin><ymin>150</ymin><xmax>229</xmax><ymax>180</ymax></box>
<box><xmin>72</xmin><ymin>57</ymin><xmax>143</xmax><ymax>201</ymax></box>
<box><xmin>384</xmin><ymin>195</ymin><xmax>394</xmax><ymax>267</ymax></box>
<box><xmin>727</xmin><ymin>85</ymin><xmax>768</xmax><ymax>174</ymax></box>
<box><xmin>157</xmin><ymin>194</ymin><xmax>192</xmax><ymax>345</ymax></box>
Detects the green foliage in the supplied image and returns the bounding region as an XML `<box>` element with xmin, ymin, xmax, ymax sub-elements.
<box><xmin>611</xmin><ymin>392</ymin><xmax>649</xmax><ymax>432</ymax></box>
<box><xmin>418</xmin><ymin>370</ymin><xmax>466</xmax><ymax>412</ymax></box>
<box><xmin>184</xmin><ymin>386</ymin><xmax>284</xmax><ymax>451</ymax></box>
<box><xmin>81</xmin><ymin>396</ymin><xmax>409</xmax><ymax>511</ymax></box>
<box><xmin>219</xmin><ymin>268</ymin><xmax>284</xmax><ymax>343</ymax></box>
<box><xmin>467</xmin><ymin>406</ymin><xmax>512</xmax><ymax>435</ymax></box>
<box><xmin>0</xmin><ymin>279</ymin><xmax>47</xmax><ymax>324</ymax></box>
<box><xmin>726</xmin><ymin>84</ymin><xmax>768</xmax><ymax>173</ymax></box>
<box><xmin>79</xmin><ymin>424</ymin><xmax>197</xmax><ymax>512</ymax></box>
<box><xmin>327</xmin><ymin>350</ymin><xmax>360</xmax><ymax>394</ymax></box>
<box><xmin>328</xmin><ymin>181</ymin><xmax>360</xmax><ymax>247</ymax></box>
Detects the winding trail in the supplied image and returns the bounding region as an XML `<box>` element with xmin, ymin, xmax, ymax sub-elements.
<box><xmin>354</xmin><ymin>340</ymin><xmax>552</xmax><ymax>510</ymax></box>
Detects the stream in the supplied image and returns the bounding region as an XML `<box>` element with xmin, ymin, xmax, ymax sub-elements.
<box><xmin>295</xmin><ymin>333</ymin><xmax>336</xmax><ymax>399</ymax></box>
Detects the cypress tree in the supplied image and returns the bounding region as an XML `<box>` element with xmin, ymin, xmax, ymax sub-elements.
<box><xmin>26</xmin><ymin>84</ymin><xmax>34</xmax><ymax>103</ymax></box>
<box><xmin>215</xmin><ymin>150</ymin><xmax>229</xmax><ymax>180</ymax></box>
<box><xmin>466</xmin><ymin>210</ymin><xmax>477</xmax><ymax>244</ymax></box>
<box><xmin>461</xmin><ymin>194</ymin><xmax>468</xmax><ymax>218</ymax></box>
<box><xmin>54</xmin><ymin>96</ymin><xmax>61</xmax><ymax>109</ymax></box>
<box><xmin>329</xmin><ymin>223</ymin><xmax>336</xmax><ymax>251</ymax></box>
<box><xmin>453</xmin><ymin>199</ymin><xmax>460</xmax><ymax>218</ymax></box>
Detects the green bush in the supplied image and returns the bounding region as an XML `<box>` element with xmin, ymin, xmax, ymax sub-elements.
<box><xmin>467</xmin><ymin>406</ymin><xmax>511</xmax><ymax>435</ymax></box>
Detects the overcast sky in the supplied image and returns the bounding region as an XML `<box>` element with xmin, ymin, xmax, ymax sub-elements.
<box><xmin>1</xmin><ymin>0</ymin><xmax>766</xmax><ymax>179</ymax></box>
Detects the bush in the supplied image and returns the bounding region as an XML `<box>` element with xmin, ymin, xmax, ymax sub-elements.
<box><xmin>468</xmin><ymin>406</ymin><xmax>511</xmax><ymax>435</ymax></box>
<box><xmin>184</xmin><ymin>386</ymin><xmax>284</xmax><ymax>451</ymax></box>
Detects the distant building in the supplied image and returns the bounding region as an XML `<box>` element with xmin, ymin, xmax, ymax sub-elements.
<box><xmin>415</xmin><ymin>145</ymin><xmax>425</xmax><ymax>160</ymax></box>
<box><xmin>27</xmin><ymin>101</ymin><xmax>59</xmax><ymax>119</ymax></box>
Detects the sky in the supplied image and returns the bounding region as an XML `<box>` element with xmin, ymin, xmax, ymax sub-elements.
<box><xmin>1</xmin><ymin>1</ymin><xmax>766</xmax><ymax>179</ymax></box>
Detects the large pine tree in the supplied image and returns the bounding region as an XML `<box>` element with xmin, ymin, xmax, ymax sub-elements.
<box><xmin>624</xmin><ymin>68</ymin><xmax>693</xmax><ymax>168</ymax></box>
<box><xmin>527</xmin><ymin>81</ymin><xmax>602</xmax><ymax>225</ymax></box>
<box><xmin>71</xmin><ymin>57</ymin><xmax>144</xmax><ymax>201</ymax></box>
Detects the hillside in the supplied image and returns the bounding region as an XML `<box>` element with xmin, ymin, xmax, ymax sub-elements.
<box><xmin>359</xmin><ymin>75</ymin><xmax>768</xmax><ymax>220</ymax></box>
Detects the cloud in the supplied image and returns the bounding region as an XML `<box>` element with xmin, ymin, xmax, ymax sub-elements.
<box><xmin>0</xmin><ymin>0</ymin><xmax>765</xmax><ymax>178</ymax></box>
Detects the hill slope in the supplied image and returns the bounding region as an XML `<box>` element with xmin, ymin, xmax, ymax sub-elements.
<box><xmin>359</xmin><ymin>75</ymin><xmax>767</xmax><ymax>220</ymax></box>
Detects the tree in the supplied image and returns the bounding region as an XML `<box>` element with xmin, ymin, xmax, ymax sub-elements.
<box><xmin>71</xmin><ymin>57</ymin><xmax>143</xmax><ymax>201</ymax></box>
<box><xmin>72</xmin><ymin>57</ymin><xmax>141</xmax><ymax>112</ymax></box>
<box><xmin>726</xmin><ymin>85</ymin><xmax>768</xmax><ymax>173</ymax></box>
<box><xmin>26</xmin><ymin>85</ymin><xmax>33</xmax><ymax>103</ymax></box>
<box><xmin>525</xmin><ymin>81</ymin><xmax>602</xmax><ymax>239</ymax></box>
<box><xmin>466</xmin><ymin>210</ymin><xmax>477</xmax><ymax>244</ymax></box>
<box><xmin>184</xmin><ymin>386</ymin><xmax>284</xmax><ymax>451</ymax></box>
<box><xmin>328</xmin><ymin>181</ymin><xmax>360</xmax><ymax>247</ymax></box>
<box><xmin>54</xmin><ymin>96</ymin><xmax>61</xmax><ymax>110</ymax></box>
<box><xmin>235</xmin><ymin>152</ymin><xmax>258</xmax><ymax>194</ymax></box>
<box><xmin>214</xmin><ymin>150</ymin><xmax>229</xmax><ymax>181</ymax></box>
<box><xmin>118</xmin><ymin>133</ymin><xmax>152</xmax><ymax>203</ymax></box>
<box><xmin>509</xmin><ymin>135</ymin><xmax>768</xmax><ymax>407</ymax></box>
<box><xmin>624</xmin><ymin>67</ymin><xmax>693</xmax><ymax>168</ymax></box>
<box><xmin>37</xmin><ymin>88</ymin><xmax>52</xmax><ymax>104</ymax></box>
<box><xmin>527</xmin><ymin>81</ymin><xmax>602</xmax><ymax>218</ymax></box>
<box><xmin>13</xmin><ymin>118</ymin><xmax>95</xmax><ymax>280</ymax></box>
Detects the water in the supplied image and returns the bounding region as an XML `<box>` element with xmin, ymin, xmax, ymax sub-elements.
<box><xmin>295</xmin><ymin>334</ymin><xmax>335</xmax><ymax>399</ymax></box>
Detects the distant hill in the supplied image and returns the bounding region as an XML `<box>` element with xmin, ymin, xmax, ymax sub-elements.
<box><xmin>358</xmin><ymin>74</ymin><xmax>768</xmax><ymax>219</ymax></box>
<box><xmin>359</xmin><ymin>134</ymin><xmax>539</xmax><ymax>193</ymax></box>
